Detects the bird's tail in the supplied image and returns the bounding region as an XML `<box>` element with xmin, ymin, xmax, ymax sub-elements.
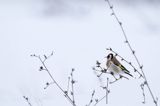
<box><xmin>124</xmin><ymin>71</ymin><xmax>133</xmax><ymax>77</ymax></box>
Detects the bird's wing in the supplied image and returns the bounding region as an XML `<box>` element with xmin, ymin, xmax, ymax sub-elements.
<box><xmin>112</xmin><ymin>57</ymin><xmax>130</xmax><ymax>73</ymax></box>
<box><xmin>118</xmin><ymin>65</ymin><xmax>130</xmax><ymax>73</ymax></box>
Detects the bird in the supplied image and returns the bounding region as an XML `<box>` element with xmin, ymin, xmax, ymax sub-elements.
<box><xmin>106</xmin><ymin>53</ymin><xmax>133</xmax><ymax>78</ymax></box>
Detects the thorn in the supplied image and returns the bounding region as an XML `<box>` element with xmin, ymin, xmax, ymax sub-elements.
<box><xmin>134</xmin><ymin>68</ymin><xmax>137</xmax><ymax>72</ymax></box>
<box><xmin>119</xmin><ymin>22</ymin><xmax>122</xmax><ymax>25</ymax></box>
<box><xmin>71</xmin><ymin>91</ymin><xmax>73</xmax><ymax>95</ymax></box>
<box><xmin>132</xmin><ymin>50</ymin><xmax>135</xmax><ymax>54</ymax></box>
<box><xmin>110</xmin><ymin>6</ymin><xmax>113</xmax><ymax>9</ymax></box>
<box><xmin>51</xmin><ymin>51</ymin><xmax>54</xmax><ymax>55</ymax></box>
<box><xmin>73</xmin><ymin>100</ymin><xmax>75</xmax><ymax>104</ymax></box>
<box><xmin>46</xmin><ymin>82</ymin><xmax>49</xmax><ymax>85</ymax></box>
<box><xmin>72</xmin><ymin>68</ymin><xmax>75</xmax><ymax>72</ymax></box>
<box><xmin>144</xmin><ymin>81</ymin><xmax>147</xmax><ymax>85</ymax></box>
<box><xmin>110</xmin><ymin>72</ymin><xmax>114</xmax><ymax>76</ymax></box>
<box><xmin>30</xmin><ymin>54</ymin><xmax>36</xmax><ymax>57</ymax></box>
<box><xmin>95</xmin><ymin>99</ymin><xmax>99</xmax><ymax>103</ymax></box>
<box><xmin>92</xmin><ymin>90</ymin><xmax>95</xmax><ymax>96</ymax></box>
<box><xmin>39</xmin><ymin>66</ymin><xmax>43</xmax><ymax>71</ymax></box>
<box><xmin>124</xmin><ymin>40</ymin><xmax>128</xmax><ymax>43</ymax></box>
<box><xmin>64</xmin><ymin>91</ymin><xmax>68</xmax><ymax>94</ymax></box>
<box><xmin>96</xmin><ymin>61</ymin><xmax>101</xmax><ymax>67</ymax></box>
<box><xmin>71</xmin><ymin>80</ymin><xmax>75</xmax><ymax>84</ymax></box>
<box><xmin>154</xmin><ymin>100</ymin><xmax>157</xmax><ymax>104</ymax></box>
<box><xmin>92</xmin><ymin>67</ymin><xmax>95</xmax><ymax>70</ymax></box>
<box><xmin>140</xmin><ymin>65</ymin><xmax>143</xmax><ymax>69</ymax></box>
<box><xmin>44</xmin><ymin>55</ymin><xmax>47</xmax><ymax>59</ymax></box>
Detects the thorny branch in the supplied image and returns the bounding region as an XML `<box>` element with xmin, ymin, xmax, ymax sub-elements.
<box><xmin>67</xmin><ymin>77</ymin><xmax>71</xmax><ymax>95</ymax></box>
<box><xmin>44</xmin><ymin>82</ymin><xmax>55</xmax><ymax>90</ymax></box>
<box><xmin>23</xmin><ymin>96</ymin><xmax>32</xmax><ymax>106</ymax></box>
<box><xmin>70</xmin><ymin>68</ymin><xmax>76</xmax><ymax>105</ymax></box>
<box><xmin>93</xmin><ymin>95</ymin><xmax>107</xmax><ymax>106</ymax></box>
<box><xmin>88</xmin><ymin>78</ymin><xmax>110</xmax><ymax>106</ymax></box>
<box><xmin>140</xmin><ymin>82</ymin><xmax>146</xmax><ymax>104</ymax></box>
<box><xmin>31</xmin><ymin>52</ymin><xmax>76</xmax><ymax>106</ymax></box>
<box><xmin>105</xmin><ymin>0</ymin><xmax>158</xmax><ymax>105</ymax></box>
<box><xmin>105</xmin><ymin>78</ymin><xmax>109</xmax><ymax>104</ymax></box>
<box><xmin>86</xmin><ymin>90</ymin><xmax>95</xmax><ymax>106</ymax></box>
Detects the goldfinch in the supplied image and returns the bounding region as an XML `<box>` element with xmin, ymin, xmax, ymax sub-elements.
<box><xmin>106</xmin><ymin>53</ymin><xmax>133</xmax><ymax>77</ymax></box>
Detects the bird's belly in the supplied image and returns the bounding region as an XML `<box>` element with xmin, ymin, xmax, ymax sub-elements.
<box><xmin>108</xmin><ymin>64</ymin><xmax>121</xmax><ymax>74</ymax></box>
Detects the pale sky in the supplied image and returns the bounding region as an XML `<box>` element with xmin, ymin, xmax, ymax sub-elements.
<box><xmin>0</xmin><ymin>0</ymin><xmax>160</xmax><ymax>106</ymax></box>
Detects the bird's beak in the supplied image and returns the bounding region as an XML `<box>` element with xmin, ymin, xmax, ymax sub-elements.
<box><xmin>104</xmin><ymin>56</ymin><xmax>107</xmax><ymax>58</ymax></box>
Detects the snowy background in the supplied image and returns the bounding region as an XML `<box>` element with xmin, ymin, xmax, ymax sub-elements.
<box><xmin>0</xmin><ymin>0</ymin><xmax>160</xmax><ymax>106</ymax></box>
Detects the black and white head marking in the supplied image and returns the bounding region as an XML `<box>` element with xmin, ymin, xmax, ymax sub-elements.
<box><xmin>107</xmin><ymin>53</ymin><xmax>114</xmax><ymax>60</ymax></box>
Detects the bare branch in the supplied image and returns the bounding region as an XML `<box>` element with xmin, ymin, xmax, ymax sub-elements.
<box><xmin>70</xmin><ymin>68</ymin><xmax>76</xmax><ymax>105</ymax></box>
<box><xmin>105</xmin><ymin>0</ymin><xmax>158</xmax><ymax>105</ymax></box>
<box><xmin>106</xmin><ymin>78</ymin><xmax>109</xmax><ymax>104</ymax></box>
<box><xmin>86</xmin><ymin>90</ymin><xmax>95</xmax><ymax>106</ymax></box>
<box><xmin>23</xmin><ymin>96</ymin><xmax>32</xmax><ymax>106</ymax></box>
<box><xmin>31</xmin><ymin>53</ymin><xmax>76</xmax><ymax>106</ymax></box>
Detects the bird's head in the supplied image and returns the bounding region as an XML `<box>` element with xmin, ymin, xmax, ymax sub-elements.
<box><xmin>106</xmin><ymin>53</ymin><xmax>113</xmax><ymax>60</ymax></box>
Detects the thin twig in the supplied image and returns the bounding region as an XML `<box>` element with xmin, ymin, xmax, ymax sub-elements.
<box><xmin>93</xmin><ymin>78</ymin><xmax>110</xmax><ymax>106</ymax></box>
<box><xmin>140</xmin><ymin>83</ymin><xmax>146</xmax><ymax>104</ymax></box>
<box><xmin>106</xmin><ymin>78</ymin><xmax>109</xmax><ymax>104</ymax></box>
<box><xmin>31</xmin><ymin>54</ymin><xmax>76</xmax><ymax>106</ymax></box>
<box><xmin>94</xmin><ymin>95</ymin><xmax>106</xmax><ymax>106</ymax></box>
<box><xmin>44</xmin><ymin>82</ymin><xmax>55</xmax><ymax>90</ymax></box>
<box><xmin>93</xmin><ymin>61</ymin><xmax>114</xmax><ymax>77</ymax></box>
<box><xmin>23</xmin><ymin>96</ymin><xmax>32</xmax><ymax>106</ymax></box>
<box><xmin>67</xmin><ymin>77</ymin><xmax>71</xmax><ymax>95</ymax></box>
<box><xmin>105</xmin><ymin>0</ymin><xmax>158</xmax><ymax>105</ymax></box>
<box><xmin>70</xmin><ymin>68</ymin><xmax>76</xmax><ymax>105</ymax></box>
<box><xmin>86</xmin><ymin>90</ymin><xmax>95</xmax><ymax>106</ymax></box>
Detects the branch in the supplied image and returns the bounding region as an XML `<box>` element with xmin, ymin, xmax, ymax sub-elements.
<box><xmin>93</xmin><ymin>78</ymin><xmax>110</xmax><ymax>106</ymax></box>
<box><xmin>106</xmin><ymin>78</ymin><xmax>109</xmax><ymax>104</ymax></box>
<box><xmin>140</xmin><ymin>82</ymin><xmax>146</xmax><ymax>104</ymax></box>
<box><xmin>94</xmin><ymin>95</ymin><xmax>106</xmax><ymax>106</ymax></box>
<box><xmin>70</xmin><ymin>68</ymin><xmax>76</xmax><ymax>105</ymax></box>
<box><xmin>105</xmin><ymin>0</ymin><xmax>158</xmax><ymax>105</ymax></box>
<box><xmin>86</xmin><ymin>90</ymin><xmax>95</xmax><ymax>106</ymax></box>
<box><xmin>23</xmin><ymin>96</ymin><xmax>32</xmax><ymax>106</ymax></box>
<box><xmin>31</xmin><ymin>53</ymin><xmax>76</xmax><ymax>106</ymax></box>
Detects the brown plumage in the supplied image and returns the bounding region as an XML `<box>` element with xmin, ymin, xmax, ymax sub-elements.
<box><xmin>106</xmin><ymin>53</ymin><xmax>133</xmax><ymax>77</ymax></box>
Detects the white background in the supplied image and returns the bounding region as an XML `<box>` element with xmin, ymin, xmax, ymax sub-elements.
<box><xmin>0</xmin><ymin>0</ymin><xmax>160</xmax><ymax>106</ymax></box>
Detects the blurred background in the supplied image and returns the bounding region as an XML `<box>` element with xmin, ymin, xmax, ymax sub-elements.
<box><xmin>0</xmin><ymin>0</ymin><xmax>160</xmax><ymax>106</ymax></box>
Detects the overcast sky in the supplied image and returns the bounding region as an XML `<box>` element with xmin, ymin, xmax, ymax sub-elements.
<box><xmin>0</xmin><ymin>0</ymin><xmax>160</xmax><ymax>106</ymax></box>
